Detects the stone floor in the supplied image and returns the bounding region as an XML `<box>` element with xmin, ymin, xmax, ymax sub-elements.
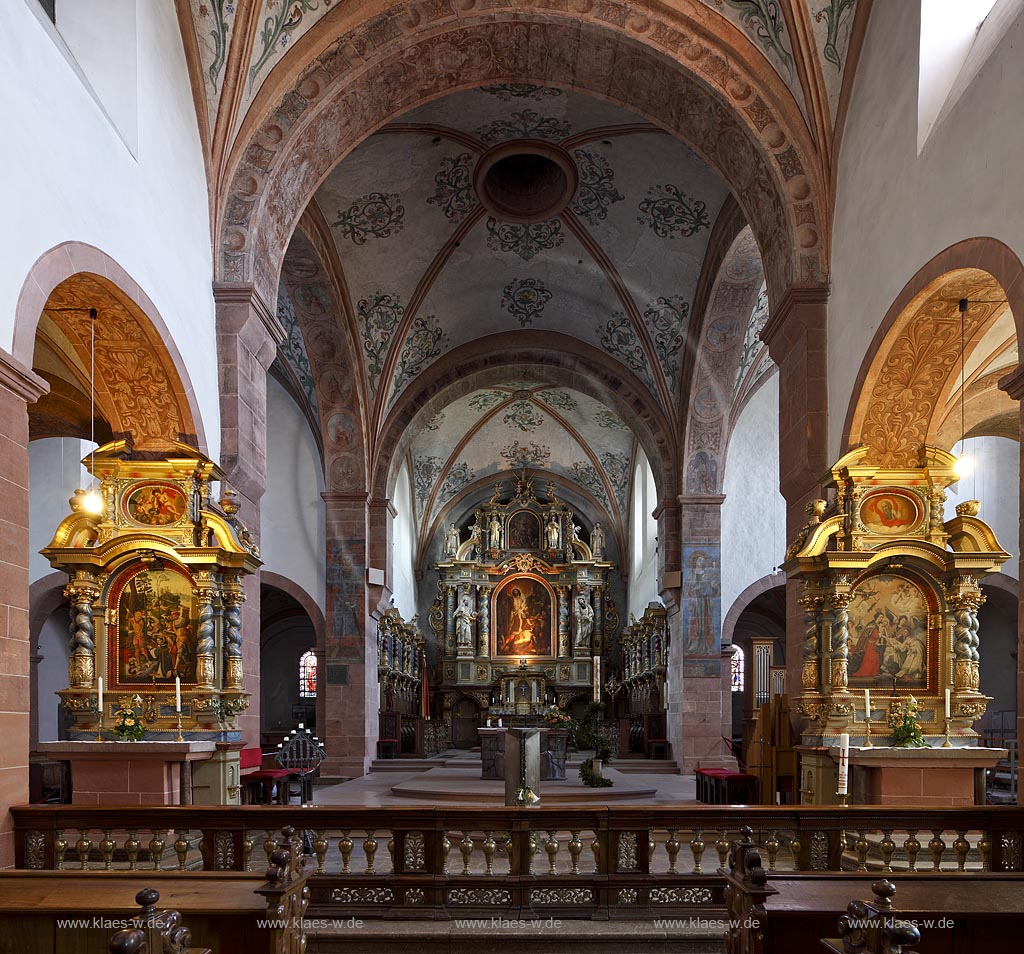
<box><xmin>313</xmin><ymin>750</ymin><xmax>697</xmax><ymax>805</ymax></box>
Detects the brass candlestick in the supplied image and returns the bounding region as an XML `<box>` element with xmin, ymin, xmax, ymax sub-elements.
<box><xmin>836</xmin><ymin>791</ymin><xmax>849</xmax><ymax>807</ymax></box>
<box><xmin>863</xmin><ymin>712</ymin><xmax>873</xmax><ymax>748</ymax></box>
<box><xmin>175</xmin><ymin>710</ymin><xmax>184</xmax><ymax>742</ymax></box>
<box><xmin>942</xmin><ymin>718</ymin><xmax>952</xmax><ymax>748</ymax></box>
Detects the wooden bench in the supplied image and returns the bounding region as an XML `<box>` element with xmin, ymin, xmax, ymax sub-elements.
<box><xmin>723</xmin><ymin>829</ymin><xmax>1024</xmax><ymax>954</ymax></box>
<box><xmin>696</xmin><ymin>767</ymin><xmax>757</xmax><ymax>804</ymax></box>
<box><xmin>0</xmin><ymin>829</ymin><xmax>309</xmax><ymax>954</ymax></box>
<box><xmin>240</xmin><ymin>747</ymin><xmax>291</xmax><ymax>805</ymax></box>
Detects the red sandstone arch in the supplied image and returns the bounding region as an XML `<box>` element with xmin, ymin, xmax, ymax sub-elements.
<box><xmin>217</xmin><ymin>7</ymin><xmax>827</xmax><ymax>311</ymax></box>
<box><xmin>13</xmin><ymin>242</ymin><xmax>207</xmax><ymax>453</ymax></box>
<box><xmin>722</xmin><ymin>571</ymin><xmax>787</xmax><ymax>649</ymax></box>
<box><xmin>844</xmin><ymin>238</ymin><xmax>1024</xmax><ymax>464</ymax></box>
<box><xmin>370</xmin><ymin>333</ymin><xmax>678</xmax><ymax>505</ymax></box>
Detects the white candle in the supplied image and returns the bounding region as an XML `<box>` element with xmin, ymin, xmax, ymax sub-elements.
<box><xmin>838</xmin><ymin>732</ymin><xmax>850</xmax><ymax>796</ymax></box>
<box><xmin>175</xmin><ymin>675</ymin><xmax>181</xmax><ymax>713</ymax></box>
<box><xmin>945</xmin><ymin>688</ymin><xmax>951</xmax><ymax>720</ymax></box>
<box><xmin>97</xmin><ymin>676</ymin><xmax>103</xmax><ymax>719</ymax></box>
<box><xmin>864</xmin><ymin>688</ymin><xmax>871</xmax><ymax>716</ymax></box>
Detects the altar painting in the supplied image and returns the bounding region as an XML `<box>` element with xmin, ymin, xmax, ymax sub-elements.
<box><xmin>848</xmin><ymin>573</ymin><xmax>930</xmax><ymax>689</ymax></box>
<box><xmin>124</xmin><ymin>482</ymin><xmax>188</xmax><ymax>526</ymax></box>
<box><xmin>494</xmin><ymin>575</ymin><xmax>553</xmax><ymax>657</ymax></box>
<box><xmin>111</xmin><ymin>565</ymin><xmax>198</xmax><ymax>684</ymax></box>
<box><xmin>507</xmin><ymin>510</ymin><xmax>541</xmax><ymax>550</ymax></box>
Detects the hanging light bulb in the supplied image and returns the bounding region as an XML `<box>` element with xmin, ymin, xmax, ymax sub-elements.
<box><xmin>82</xmin><ymin>488</ymin><xmax>104</xmax><ymax>514</ymax></box>
<box><xmin>954</xmin><ymin>448</ymin><xmax>973</xmax><ymax>480</ymax></box>
<box><xmin>954</xmin><ymin>299</ymin><xmax>973</xmax><ymax>484</ymax></box>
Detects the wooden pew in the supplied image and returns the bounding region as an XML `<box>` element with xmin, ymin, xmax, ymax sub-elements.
<box><xmin>723</xmin><ymin>829</ymin><xmax>1024</xmax><ymax>954</ymax></box>
<box><xmin>0</xmin><ymin>830</ymin><xmax>309</xmax><ymax>954</ymax></box>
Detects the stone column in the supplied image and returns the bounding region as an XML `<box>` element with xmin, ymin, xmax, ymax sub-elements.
<box><xmin>998</xmin><ymin>365</ymin><xmax>1024</xmax><ymax>780</ymax></box>
<box><xmin>675</xmin><ymin>494</ymin><xmax>733</xmax><ymax>772</ymax></box>
<box><xmin>214</xmin><ymin>284</ymin><xmax>284</xmax><ymax>746</ymax></box>
<box><xmin>477</xmin><ymin>584</ymin><xmax>490</xmax><ymax>658</ymax></box>
<box><xmin>321</xmin><ymin>492</ymin><xmax>376</xmax><ymax>779</ymax></box>
<box><xmin>444</xmin><ymin>584</ymin><xmax>456</xmax><ymax>656</ymax></box>
<box><xmin>557</xmin><ymin>586</ymin><xmax>570</xmax><ymax>658</ymax></box>
<box><xmin>655</xmin><ymin>498</ymin><xmax>683</xmax><ymax>763</ymax></box>
<box><xmin>592</xmin><ymin>584</ymin><xmax>604</xmax><ymax>653</ymax></box>
<box><xmin>761</xmin><ymin>286</ymin><xmax>830</xmax><ymax>707</ymax></box>
<box><xmin>0</xmin><ymin>347</ymin><xmax>48</xmax><ymax>867</ymax></box>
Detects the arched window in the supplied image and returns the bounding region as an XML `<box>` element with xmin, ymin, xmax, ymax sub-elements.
<box><xmin>299</xmin><ymin>650</ymin><xmax>317</xmax><ymax>698</ymax></box>
<box><xmin>730</xmin><ymin>645</ymin><xmax>745</xmax><ymax>693</ymax></box>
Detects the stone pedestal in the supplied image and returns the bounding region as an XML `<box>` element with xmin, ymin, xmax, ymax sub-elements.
<box><xmin>504</xmin><ymin>728</ymin><xmax>540</xmax><ymax>806</ymax></box>
<box><xmin>191</xmin><ymin>741</ymin><xmax>243</xmax><ymax>805</ymax></box>
<box><xmin>480</xmin><ymin>727</ymin><xmax>566</xmax><ymax>780</ymax></box>
<box><xmin>38</xmin><ymin>741</ymin><xmax>220</xmax><ymax>805</ymax></box>
<box><xmin>801</xmin><ymin>743</ymin><xmax>1006</xmax><ymax>806</ymax></box>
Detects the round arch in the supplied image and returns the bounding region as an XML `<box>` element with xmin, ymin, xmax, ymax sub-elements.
<box><xmin>843</xmin><ymin>238</ymin><xmax>1024</xmax><ymax>463</ymax></box>
<box><xmin>13</xmin><ymin>242</ymin><xmax>208</xmax><ymax>454</ymax></box>
<box><xmin>28</xmin><ymin>573</ymin><xmax>70</xmax><ymax>752</ymax></box>
<box><xmin>217</xmin><ymin>8</ymin><xmax>825</xmax><ymax>310</ymax></box>
<box><xmin>722</xmin><ymin>571</ymin><xmax>787</xmax><ymax>648</ymax></box>
<box><xmin>371</xmin><ymin>332</ymin><xmax>677</xmax><ymax>504</ymax></box>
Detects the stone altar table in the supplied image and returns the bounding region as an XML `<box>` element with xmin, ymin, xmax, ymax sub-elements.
<box><xmin>38</xmin><ymin>740</ymin><xmax>223</xmax><ymax>805</ymax></box>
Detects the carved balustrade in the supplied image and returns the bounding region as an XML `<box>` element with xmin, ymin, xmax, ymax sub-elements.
<box><xmin>12</xmin><ymin>805</ymin><xmax>1024</xmax><ymax>920</ymax></box>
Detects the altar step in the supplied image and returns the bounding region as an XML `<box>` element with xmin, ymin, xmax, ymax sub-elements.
<box><xmin>368</xmin><ymin>757</ymin><xmax>681</xmax><ymax>775</ymax></box>
<box><xmin>368</xmin><ymin>758</ymin><xmax>449</xmax><ymax>772</ymax></box>
<box><xmin>610</xmin><ymin>758</ymin><xmax>681</xmax><ymax>775</ymax></box>
<box><xmin>309</xmin><ymin>918</ymin><xmax>723</xmax><ymax>953</ymax></box>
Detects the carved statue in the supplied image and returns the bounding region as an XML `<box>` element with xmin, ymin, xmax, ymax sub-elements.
<box><xmin>545</xmin><ymin>514</ymin><xmax>560</xmax><ymax>549</ymax></box>
<box><xmin>489</xmin><ymin>513</ymin><xmax>503</xmax><ymax>549</ymax></box>
<box><xmin>454</xmin><ymin>593</ymin><xmax>479</xmax><ymax>650</ymax></box>
<box><xmin>591</xmin><ymin>522</ymin><xmax>605</xmax><ymax>560</ymax></box>
<box><xmin>444</xmin><ymin>523</ymin><xmax>460</xmax><ymax>556</ymax></box>
<box><xmin>574</xmin><ymin>595</ymin><xmax>595</xmax><ymax>650</ymax></box>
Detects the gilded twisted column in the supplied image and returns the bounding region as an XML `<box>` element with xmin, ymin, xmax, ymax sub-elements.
<box><xmin>193</xmin><ymin>571</ymin><xmax>218</xmax><ymax>689</ymax></box>
<box><xmin>222</xmin><ymin>575</ymin><xmax>245</xmax><ymax>690</ymax></box>
<box><xmin>65</xmin><ymin>572</ymin><xmax>100</xmax><ymax>688</ymax></box>
<box><xmin>948</xmin><ymin>584</ymin><xmax>984</xmax><ymax>692</ymax></box>
<box><xmin>798</xmin><ymin>590</ymin><xmax>823</xmax><ymax>692</ymax></box>
<box><xmin>829</xmin><ymin>591</ymin><xmax>853</xmax><ymax>692</ymax></box>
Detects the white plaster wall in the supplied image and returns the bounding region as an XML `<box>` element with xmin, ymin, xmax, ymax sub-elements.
<box><xmin>830</xmin><ymin>0</ymin><xmax>1024</xmax><ymax>458</ymax></box>
<box><xmin>37</xmin><ymin>608</ymin><xmax>70</xmax><ymax>743</ymax></box>
<box><xmin>627</xmin><ymin>449</ymin><xmax>661</xmax><ymax>618</ymax></box>
<box><xmin>391</xmin><ymin>460</ymin><xmax>417</xmax><ymax>620</ymax></box>
<box><xmin>1</xmin><ymin>1</ymin><xmax>218</xmax><ymax>458</ymax></box>
<box><xmin>944</xmin><ymin>435</ymin><xmax>1020</xmax><ymax>578</ymax></box>
<box><xmin>721</xmin><ymin>376</ymin><xmax>786</xmax><ymax>622</ymax></box>
<box><xmin>261</xmin><ymin>618</ymin><xmax>315</xmax><ymax>734</ymax></box>
<box><xmin>263</xmin><ymin>377</ymin><xmax>325</xmax><ymax>609</ymax></box>
<box><xmin>28</xmin><ymin>437</ymin><xmax>89</xmax><ymax>583</ymax></box>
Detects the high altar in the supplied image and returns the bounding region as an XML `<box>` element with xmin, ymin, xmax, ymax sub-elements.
<box><xmin>429</xmin><ymin>472</ymin><xmax>615</xmax><ymax>724</ymax></box>
<box><xmin>38</xmin><ymin>439</ymin><xmax>260</xmax><ymax>804</ymax></box>
<box><xmin>784</xmin><ymin>445</ymin><xmax>1009</xmax><ymax>805</ymax></box>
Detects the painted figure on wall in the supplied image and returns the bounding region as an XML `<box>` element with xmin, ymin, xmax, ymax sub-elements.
<box><xmin>848</xmin><ymin>574</ymin><xmax>929</xmax><ymax>688</ymax></box>
<box><xmin>495</xmin><ymin>576</ymin><xmax>553</xmax><ymax>656</ymax></box>
<box><xmin>683</xmin><ymin>549</ymin><xmax>719</xmax><ymax>655</ymax></box>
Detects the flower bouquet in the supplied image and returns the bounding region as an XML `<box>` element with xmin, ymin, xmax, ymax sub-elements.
<box><xmin>543</xmin><ymin>706</ymin><xmax>573</xmax><ymax>730</ymax></box>
<box><xmin>111</xmin><ymin>695</ymin><xmax>146</xmax><ymax>741</ymax></box>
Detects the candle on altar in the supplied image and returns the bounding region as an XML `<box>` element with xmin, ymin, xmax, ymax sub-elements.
<box><xmin>97</xmin><ymin>677</ymin><xmax>103</xmax><ymax>719</ymax></box>
<box><xmin>864</xmin><ymin>688</ymin><xmax>871</xmax><ymax>717</ymax></box>
<box><xmin>837</xmin><ymin>732</ymin><xmax>850</xmax><ymax>796</ymax></box>
<box><xmin>175</xmin><ymin>675</ymin><xmax>181</xmax><ymax>713</ymax></box>
<box><xmin>945</xmin><ymin>688</ymin><xmax>951</xmax><ymax>720</ymax></box>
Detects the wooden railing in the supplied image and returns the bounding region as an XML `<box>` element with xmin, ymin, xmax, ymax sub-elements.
<box><xmin>12</xmin><ymin>805</ymin><xmax>1024</xmax><ymax>919</ymax></box>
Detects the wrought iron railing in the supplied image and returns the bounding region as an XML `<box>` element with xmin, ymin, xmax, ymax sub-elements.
<box><xmin>12</xmin><ymin>805</ymin><xmax>1024</xmax><ymax>918</ymax></box>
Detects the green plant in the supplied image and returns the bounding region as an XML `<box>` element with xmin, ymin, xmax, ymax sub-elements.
<box><xmin>111</xmin><ymin>696</ymin><xmax>146</xmax><ymax>741</ymax></box>
<box><xmin>576</xmin><ymin>701</ymin><xmax>614</xmax><ymax>787</ymax></box>
<box><xmin>888</xmin><ymin>695</ymin><xmax>929</xmax><ymax>748</ymax></box>
<box><xmin>579</xmin><ymin>757</ymin><xmax>613</xmax><ymax>787</ymax></box>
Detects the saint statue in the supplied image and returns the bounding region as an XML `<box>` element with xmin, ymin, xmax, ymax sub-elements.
<box><xmin>444</xmin><ymin>523</ymin><xmax>460</xmax><ymax>556</ymax></box>
<box><xmin>545</xmin><ymin>514</ymin><xmax>560</xmax><ymax>549</ymax></box>
<box><xmin>591</xmin><ymin>522</ymin><xmax>605</xmax><ymax>560</ymax></box>
<box><xmin>574</xmin><ymin>595</ymin><xmax>594</xmax><ymax>650</ymax></box>
<box><xmin>454</xmin><ymin>592</ymin><xmax>479</xmax><ymax>650</ymax></box>
<box><xmin>489</xmin><ymin>513</ymin><xmax>503</xmax><ymax>549</ymax></box>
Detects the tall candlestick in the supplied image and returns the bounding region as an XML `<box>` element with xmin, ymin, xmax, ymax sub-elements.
<box><xmin>98</xmin><ymin>677</ymin><xmax>103</xmax><ymax>716</ymax></box>
<box><xmin>864</xmin><ymin>688</ymin><xmax>871</xmax><ymax>716</ymax></box>
<box><xmin>837</xmin><ymin>732</ymin><xmax>850</xmax><ymax>797</ymax></box>
<box><xmin>175</xmin><ymin>675</ymin><xmax>181</xmax><ymax>713</ymax></box>
<box><xmin>945</xmin><ymin>688</ymin><xmax>951</xmax><ymax>720</ymax></box>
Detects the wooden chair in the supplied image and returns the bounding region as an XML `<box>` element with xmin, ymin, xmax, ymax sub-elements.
<box><xmin>276</xmin><ymin>727</ymin><xmax>326</xmax><ymax>805</ymax></box>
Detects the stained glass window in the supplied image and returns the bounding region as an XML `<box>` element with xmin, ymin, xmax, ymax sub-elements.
<box><xmin>299</xmin><ymin>650</ymin><xmax>317</xmax><ymax>698</ymax></box>
<box><xmin>730</xmin><ymin>644</ymin><xmax>744</xmax><ymax>692</ymax></box>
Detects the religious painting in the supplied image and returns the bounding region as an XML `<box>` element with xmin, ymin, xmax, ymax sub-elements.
<box><xmin>682</xmin><ymin>545</ymin><xmax>721</xmax><ymax>663</ymax></box>
<box><xmin>124</xmin><ymin>482</ymin><xmax>188</xmax><ymax>526</ymax></box>
<box><xmin>493</xmin><ymin>574</ymin><xmax>554</xmax><ymax>657</ymax></box>
<box><xmin>507</xmin><ymin>510</ymin><xmax>541</xmax><ymax>550</ymax></box>
<box><xmin>109</xmin><ymin>564</ymin><xmax>198</xmax><ymax>685</ymax></box>
<box><xmin>859</xmin><ymin>490</ymin><xmax>922</xmax><ymax>536</ymax></box>
<box><xmin>848</xmin><ymin>573</ymin><xmax>931</xmax><ymax>689</ymax></box>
